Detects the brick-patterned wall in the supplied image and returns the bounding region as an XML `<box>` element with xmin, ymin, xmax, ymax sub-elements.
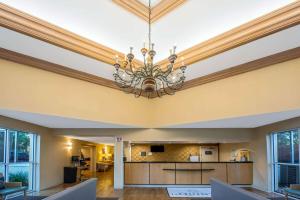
<box><xmin>131</xmin><ymin>144</ymin><xmax>201</xmax><ymax>161</ymax></box>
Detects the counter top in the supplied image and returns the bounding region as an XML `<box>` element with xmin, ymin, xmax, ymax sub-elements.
<box><xmin>124</xmin><ymin>161</ymin><xmax>253</xmax><ymax>163</ymax></box>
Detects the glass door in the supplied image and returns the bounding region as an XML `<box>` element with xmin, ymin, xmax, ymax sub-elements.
<box><xmin>0</xmin><ymin>128</ymin><xmax>39</xmax><ymax>191</ymax></box>
<box><xmin>272</xmin><ymin>129</ymin><xmax>300</xmax><ymax>196</ymax></box>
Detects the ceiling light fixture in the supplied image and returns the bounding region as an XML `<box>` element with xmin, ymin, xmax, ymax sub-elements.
<box><xmin>113</xmin><ymin>0</ymin><xmax>186</xmax><ymax>98</ymax></box>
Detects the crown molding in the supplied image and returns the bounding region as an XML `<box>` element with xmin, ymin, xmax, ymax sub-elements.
<box><xmin>112</xmin><ymin>0</ymin><xmax>186</xmax><ymax>23</ymax></box>
<box><xmin>0</xmin><ymin>3</ymin><xmax>143</xmax><ymax>67</ymax></box>
<box><xmin>157</xmin><ymin>1</ymin><xmax>300</xmax><ymax>68</ymax></box>
<box><xmin>1</xmin><ymin>47</ymin><xmax>299</xmax><ymax>99</ymax></box>
<box><xmin>182</xmin><ymin>47</ymin><xmax>300</xmax><ymax>91</ymax></box>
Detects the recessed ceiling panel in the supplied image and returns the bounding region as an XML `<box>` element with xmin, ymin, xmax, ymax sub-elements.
<box><xmin>0</xmin><ymin>0</ymin><xmax>294</xmax><ymax>61</ymax></box>
<box><xmin>139</xmin><ymin>0</ymin><xmax>161</xmax><ymax>7</ymax></box>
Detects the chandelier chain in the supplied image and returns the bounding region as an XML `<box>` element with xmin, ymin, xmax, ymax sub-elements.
<box><xmin>148</xmin><ymin>0</ymin><xmax>151</xmax><ymax>49</ymax></box>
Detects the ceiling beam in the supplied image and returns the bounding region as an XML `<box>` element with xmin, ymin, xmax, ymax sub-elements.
<box><xmin>112</xmin><ymin>0</ymin><xmax>186</xmax><ymax>23</ymax></box>
<box><xmin>0</xmin><ymin>2</ymin><xmax>143</xmax><ymax>67</ymax></box>
<box><xmin>157</xmin><ymin>1</ymin><xmax>300</xmax><ymax>68</ymax></box>
<box><xmin>1</xmin><ymin>47</ymin><xmax>299</xmax><ymax>98</ymax></box>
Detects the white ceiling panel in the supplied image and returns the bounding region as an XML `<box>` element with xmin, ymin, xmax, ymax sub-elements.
<box><xmin>0</xmin><ymin>109</ymin><xmax>134</xmax><ymax>128</ymax></box>
<box><xmin>185</xmin><ymin>25</ymin><xmax>300</xmax><ymax>81</ymax></box>
<box><xmin>0</xmin><ymin>0</ymin><xmax>294</xmax><ymax>61</ymax></box>
<box><xmin>67</xmin><ymin>136</ymin><xmax>115</xmax><ymax>145</ymax></box>
<box><xmin>166</xmin><ymin>109</ymin><xmax>300</xmax><ymax>128</ymax></box>
<box><xmin>0</xmin><ymin>27</ymin><xmax>115</xmax><ymax>80</ymax></box>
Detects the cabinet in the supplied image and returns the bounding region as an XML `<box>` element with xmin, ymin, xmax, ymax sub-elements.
<box><xmin>202</xmin><ymin>163</ymin><xmax>227</xmax><ymax>184</ymax></box>
<box><xmin>150</xmin><ymin>163</ymin><xmax>175</xmax><ymax>184</ymax></box>
<box><xmin>227</xmin><ymin>163</ymin><xmax>253</xmax><ymax>184</ymax></box>
<box><xmin>124</xmin><ymin>163</ymin><xmax>149</xmax><ymax>184</ymax></box>
<box><xmin>176</xmin><ymin>163</ymin><xmax>202</xmax><ymax>184</ymax></box>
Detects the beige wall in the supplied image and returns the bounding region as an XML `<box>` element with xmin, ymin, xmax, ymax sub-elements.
<box><xmin>1</xmin><ymin>58</ymin><xmax>300</xmax><ymax>128</ymax></box>
<box><xmin>0</xmin><ymin>59</ymin><xmax>151</xmax><ymax>127</ymax></box>
<box><xmin>53</xmin><ymin>128</ymin><xmax>254</xmax><ymax>143</ymax></box>
<box><xmin>150</xmin><ymin>58</ymin><xmax>300</xmax><ymax>127</ymax></box>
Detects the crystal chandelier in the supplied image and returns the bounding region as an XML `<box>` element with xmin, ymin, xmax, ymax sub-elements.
<box><xmin>113</xmin><ymin>0</ymin><xmax>186</xmax><ymax>98</ymax></box>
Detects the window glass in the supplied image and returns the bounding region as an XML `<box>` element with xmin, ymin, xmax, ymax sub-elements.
<box><xmin>277</xmin><ymin>132</ymin><xmax>292</xmax><ymax>163</ymax></box>
<box><xmin>273</xmin><ymin>129</ymin><xmax>300</xmax><ymax>197</ymax></box>
<box><xmin>0</xmin><ymin>129</ymin><xmax>5</xmax><ymax>163</ymax></box>
<box><xmin>0</xmin><ymin>128</ymin><xmax>38</xmax><ymax>190</ymax></box>
<box><xmin>16</xmin><ymin>132</ymin><xmax>30</xmax><ymax>162</ymax></box>
<box><xmin>9</xmin><ymin>131</ymin><xmax>16</xmax><ymax>163</ymax></box>
<box><xmin>8</xmin><ymin>163</ymin><xmax>29</xmax><ymax>186</ymax></box>
<box><xmin>293</xmin><ymin>131</ymin><xmax>299</xmax><ymax>164</ymax></box>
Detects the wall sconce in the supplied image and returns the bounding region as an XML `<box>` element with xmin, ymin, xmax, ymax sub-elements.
<box><xmin>66</xmin><ymin>141</ymin><xmax>73</xmax><ymax>151</ymax></box>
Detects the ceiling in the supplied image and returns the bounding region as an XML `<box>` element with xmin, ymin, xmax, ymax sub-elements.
<box><xmin>0</xmin><ymin>109</ymin><xmax>133</xmax><ymax>128</ymax></box>
<box><xmin>0</xmin><ymin>0</ymin><xmax>300</xmax><ymax>129</ymax></box>
<box><xmin>67</xmin><ymin>136</ymin><xmax>115</xmax><ymax>145</ymax></box>
<box><xmin>0</xmin><ymin>0</ymin><xmax>295</xmax><ymax>61</ymax></box>
<box><xmin>139</xmin><ymin>0</ymin><xmax>161</xmax><ymax>7</ymax></box>
<box><xmin>1</xmin><ymin>108</ymin><xmax>300</xmax><ymax>129</ymax></box>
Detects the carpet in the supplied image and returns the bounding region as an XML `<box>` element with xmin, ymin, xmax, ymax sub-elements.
<box><xmin>9</xmin><ymin>196</ymin><xmax>47</xmax><ymax>200</ymax></box>
<box><xmin>96</xmin><ymin>198</ymin><xmax>119</xmax><ymax>200</ymax></box>
<box><xmin>167</xmin><ymin>187</ymin><xmax>211</xmax><ymax>198</ymax></box>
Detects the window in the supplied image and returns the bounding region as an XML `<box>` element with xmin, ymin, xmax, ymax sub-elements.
<box><xmin>0</xmin><ymin>128</ymin><xmax>39</xmax><ymax>191</ymax></box>
<box><xmin>272</xmin><ymin>129</ymin><xmax>300</xmax><ymax>197</ymax></box>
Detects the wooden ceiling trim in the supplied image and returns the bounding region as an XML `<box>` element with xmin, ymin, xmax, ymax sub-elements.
<box><xmin>156</xmin><ymin>1</ymin><xmax>300</xmax><ymax>68</ymax></box>
<box><xmin>0</xmin><ymin>3</ymin><xmax>143</xmax><ymax>67</ymax></box>
<box><xmin>0</xmin><ymin>48</ymin><xmax>119</xmax><ymax>90</ymax></box>
<box><xmin>112</xmin><ymin>0</ymin><xmax>149</xmax><ymax>21</ymax></box>
<box><xmin>182</xmin><ymin>47</ymin><xmax>300</xmax><ymax>90</ymax></box>
<box><xmin>151</xmin><ymin>0</ymin><xmax>186</xmax><ymax>22</ymax></box>
<box><xmin>112</xmin><ymin>0</ymin><xmax>186</xmax><ymax>23</ymax></box>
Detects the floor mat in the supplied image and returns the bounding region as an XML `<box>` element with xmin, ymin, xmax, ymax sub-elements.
<box><xmin>167</xmin><ymin>187</ymin><xmax>211</xmax><ymax>198</ymax></box>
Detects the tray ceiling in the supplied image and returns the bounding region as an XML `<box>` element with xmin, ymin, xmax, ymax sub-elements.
<box><xmin>0</xmin><ymin>0</ymin><xmax>299</xmax><ymax>97</ymax></box>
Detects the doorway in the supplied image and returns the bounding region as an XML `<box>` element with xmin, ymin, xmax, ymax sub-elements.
<box><xmin>69</xmin><ymin>136</ymin><xmax>116</xmax><ymax>190</ymax></box>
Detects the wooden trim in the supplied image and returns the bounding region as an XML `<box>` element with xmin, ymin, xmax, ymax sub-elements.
<box><xmin>112</xmin><ymin>0</ymin><xmax>186</xmax><ymax>22</ymax></box>
<box><xmin>0</xmin><ymin>3</ymin><xmax>143</xmax><ymax>67</ymax></box>
<box><xmin>112</xmin><ymin>0</ymin><xmax>149</xmax><ymax>21</ymax></box>
<box><xmin>182</xmin><ymin>47</ymin><xmax>300</xmax><ymax>90</ymax></box>
<box><xmin>151</xmin><ymin>0</ymin><xmax>186</xmax><ymax>23</ymax></box>
<box><xmin>0</xmin><ymin>48</ymin><xmax>119</xmax><ymax>90</ymax></box>
<box><xmin>157</xmin><ymin>1</ymin><xmax>300</xmax><ymax>68</ymax></box>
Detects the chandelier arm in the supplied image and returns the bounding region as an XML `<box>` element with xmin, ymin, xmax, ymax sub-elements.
<box><xmin>162</xmin><ymin>82</ymin><xmax>175</xmax><ymax>95</ymax></box>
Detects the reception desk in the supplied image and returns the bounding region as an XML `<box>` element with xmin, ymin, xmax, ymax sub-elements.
<box><xmin>124</xmin><ymin>162</ymin><xmax>253</xmax><ymax>185</ymax></box>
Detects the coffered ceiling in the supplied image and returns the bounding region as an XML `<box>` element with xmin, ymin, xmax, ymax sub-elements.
<box><xmin>0</xmin><ymin>0</ymin><xmax>300</xmax><ymax>97</ymax></box>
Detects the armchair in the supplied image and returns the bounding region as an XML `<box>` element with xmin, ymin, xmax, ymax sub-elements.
<box><xmin>0</xmin><ymin>173</ymin><xmax>27</xmax><ymax>200</ymax></box>
<box><xmin>284</xmin><ymin>184</ymin><xmax>300</xmax><ymax>200</ymax></box>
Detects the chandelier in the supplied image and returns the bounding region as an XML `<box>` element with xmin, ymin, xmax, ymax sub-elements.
<box><xmin>113</xmin><ymin>0</ymin><xmax>186</xmax><ymax>98</ymax></box>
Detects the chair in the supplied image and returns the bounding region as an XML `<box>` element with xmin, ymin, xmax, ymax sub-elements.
<box><xmin>0</xmin><ymin>173</ymin><xmax>27</xmax><ymax>200</ymax></box>
<box><xmin>284</xmin><ymin>184</ymin><xmax>300</xmax><ymax>200</ymax></box>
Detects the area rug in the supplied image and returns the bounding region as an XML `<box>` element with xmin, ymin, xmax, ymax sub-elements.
<box><xmin>96</xmin><ymin>198</ymin><xmax>119</xmax><ymax>200</ymax></box>
<box><xmin>9</xmin><ymin>196</ymin><xmax>47</xmax><ymax>200</ymax></box>
<box><xmin>167</xmin><ymin>187</ymin><xmax>211</xmax><ymax>198</ymax></box>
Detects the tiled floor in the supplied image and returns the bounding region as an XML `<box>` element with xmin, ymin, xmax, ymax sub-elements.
<box><xmin>32</xmin><ymin>168</ymin><xmax>286</xmax><ymax>200</ymax></box>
